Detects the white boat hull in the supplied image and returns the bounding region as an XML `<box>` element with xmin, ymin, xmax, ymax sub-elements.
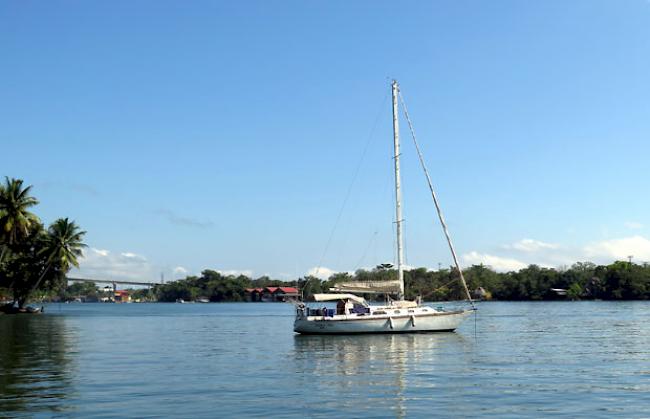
<box><xmin>294</xmin><ymin>308</ymin><xmax>472</xmax><ymax>334</ymax></box>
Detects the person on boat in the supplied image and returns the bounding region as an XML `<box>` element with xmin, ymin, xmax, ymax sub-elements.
<box><xmin>296</xmin><ymin>303</ymin><xmax>306</xmax><ymax>317</ymax></box>
<box><xmin>336</xmin><ymin>300</ymin><xmax>345</xmax><ymax>315</ymax></box>
<box><xmin>345</xmin><ymin>300</ymin><xmax>354</xmax><ymax>314</ymax></box>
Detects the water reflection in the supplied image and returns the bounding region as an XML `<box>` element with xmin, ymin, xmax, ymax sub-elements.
<box><xmin>293</xmin><ymin>333</ymin><xmax>471</xmax><ymax>417</ymax></box>
<box><xmin>0</xmin><ymin>315</ymin><xmax>75</xmax><ymax>415</ymax></box>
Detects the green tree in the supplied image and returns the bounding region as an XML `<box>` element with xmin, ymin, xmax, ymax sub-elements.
<box><xmin>566</xmin><ymin>282</ymin><xmax>583</xmax><ymax>300</ymax></box>
<box><xmin>297</xmin><ymin>275</ymin><xmax>323</xmax><ymax>300</ymax></box>
<box><xmin>157</xmin><ymin>278</ymin><xmax>198</xmax><ymax>302</ymax></box>
<box><xmin>2</xmin><ymin>225</ymin><xmax>48</xmax><ymax>305</ymax></box>
<box><xmin>16</xmin><ymin>218</ymin><xmax>86</xmax><ymax>308</ymax></box>
<box><xmin>65</xmin><ymin>281</ymin><xmax>99</xmax><ymax>301</ymax></box>
<box><xmin>0</xmin><ymin>178</ymin><xmax>87</xmax><ymax>310</ymax></box>
<box><xmin>601</xmin><ymin>261</ymin><xmax>649</xmax><ymax>300</ymax></box>
<box><xmin>463</xmin><ymin>264</ymin><xmax>501</xmax><ymax>297</ymax></box>
<box><xmin>0</xmin><ymin>177</ymin><xmax>39</xmax><ymax>264</ymax></box>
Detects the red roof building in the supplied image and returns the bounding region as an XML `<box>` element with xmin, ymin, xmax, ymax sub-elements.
<box><xmin>245</xmin><ymin>288</ymin><xmax>264</xmax><ymax>302</ymax></box>
<box><xmin>245</xmin><ymin>286</ymin><xmax>300</xmax><ymax>302</ymax></box>
<box><xmin>114</xmin><ymin>290</ymin><xmax>131</xmax><ymax>303</ymax></box>
<box><xmin>277</xmin><ymin>287</ymin><xmax>299</xmax><ymax>294</ymax></box>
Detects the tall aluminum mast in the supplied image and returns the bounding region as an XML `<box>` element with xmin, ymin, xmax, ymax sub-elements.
<box><xmin>391</xmin><ymin>80</ymin><xmax>405</xmax><ymax>300</ymax></box>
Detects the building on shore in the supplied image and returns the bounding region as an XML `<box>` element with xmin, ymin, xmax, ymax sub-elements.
<box><xmin>245</xmin><ymin>288</ymin><xmax>264</xmax><ymax>302</ymax></box>
<box><xmin>114</xmin><ymin>290</ymin><xmax>131</xmax><ymax>303</ymax></box>
<box><xmin>245</xmin><ymin>286</ymin><xmax>299</xmax><ymax>302</ymax></box>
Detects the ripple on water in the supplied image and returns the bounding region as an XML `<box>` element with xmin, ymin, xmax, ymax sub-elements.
<box><xmin>1</xmin><ymin>301</ymin><xmax>650</xmax><ymax>417</ymax></box>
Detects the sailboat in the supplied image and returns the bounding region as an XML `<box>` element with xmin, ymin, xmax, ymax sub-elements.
<box><xmin>293</xmin><ymin>80</ymin><xmax>475</xmax><ymax>334</ymax></box>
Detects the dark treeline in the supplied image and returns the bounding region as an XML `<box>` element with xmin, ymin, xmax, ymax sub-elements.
<box><xmin>153</xmin><ymin>261</ymin><xmax>650</xmax><ymax>302</ymax></box>
<box><xmin>433</xmin><ymin>261</ymin><xmax>649</xmax><ymax>301</ymax></box>
<box><xmin>6</xmin><ymin>259</ymin><xmax>648</xmax><ymax>304</ymax></box>
<box><xmin>155</xmin><ymin>270</ymin><xmax>298</xmax><ymax>302</ymax></box>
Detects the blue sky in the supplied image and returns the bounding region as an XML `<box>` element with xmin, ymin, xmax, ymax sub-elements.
<box><xmin>2</xmin><ymin>0</ymin><xmax>650</xmax><ymax>281</ymax></box>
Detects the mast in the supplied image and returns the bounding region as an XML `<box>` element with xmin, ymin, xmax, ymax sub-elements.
<box><xmin>391</xmin><ymin>80</ymin><xmax>405</xmax><ymax>300</ymax></box>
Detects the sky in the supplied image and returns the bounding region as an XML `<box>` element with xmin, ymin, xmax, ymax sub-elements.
<box><xmin>2</xmin><ymin>0</ymin><xmax>650</xmax><ymax>282</ymax></box>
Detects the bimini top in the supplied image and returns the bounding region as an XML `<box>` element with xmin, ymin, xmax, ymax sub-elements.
<box><xmin>312</xmin><ymin>293</ymin><xmax>368</xmax><ymax>306</ymax></box>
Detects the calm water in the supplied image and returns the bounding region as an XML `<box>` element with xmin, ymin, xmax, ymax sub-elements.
<box><xmin>1</xmin><ymin>301</ymin><xmax>649</xmax><ymax>418</ymax></box>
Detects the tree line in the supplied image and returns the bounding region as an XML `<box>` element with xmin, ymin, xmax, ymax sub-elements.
<box><xmin>8</xmin><ymin>254</ymin><xmax>650</xmax><ymax>305</ymax></box>
<box><xmin>152</xmin><ymin>260</ymin><xmax>650</xmax><ymax>302</ymax></box>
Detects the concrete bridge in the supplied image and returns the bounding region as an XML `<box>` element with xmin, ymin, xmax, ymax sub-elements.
<box><xmin>66</xmin><ymin>277</ymin><xmax>164</xmax><ymax>292</ymax></box>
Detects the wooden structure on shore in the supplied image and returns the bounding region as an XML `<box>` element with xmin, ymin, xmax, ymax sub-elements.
<box><xmin>245</xmin><ymin>286</ymin><xmax>299</xmax><ymax>302</ymax></box>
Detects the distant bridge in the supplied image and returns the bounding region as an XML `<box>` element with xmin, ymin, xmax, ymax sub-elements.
<box><xmin>66</xmin><ymin>277</ymin><xmax>164</xmax><ymax>291</ymax></box>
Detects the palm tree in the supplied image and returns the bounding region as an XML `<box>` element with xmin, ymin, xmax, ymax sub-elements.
<box><xmin>41</xmin><ymin>218</ymin><xmax>87</xmax><ymax>272</ymax></box>
<box><xmin>21</xmin><ymin>218</ymin><xmax>87</xmax><ymax>307</ymax></box>
<box><xmin>0</xmin><ymin>177</ymin><xmax>40</xmax><ymax>262</ymax></box>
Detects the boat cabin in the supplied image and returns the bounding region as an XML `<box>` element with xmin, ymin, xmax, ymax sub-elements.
<box><xmin>298</xmin><ymin>293</ymin><xmax>371</xmax><ymax>318</ymax></box>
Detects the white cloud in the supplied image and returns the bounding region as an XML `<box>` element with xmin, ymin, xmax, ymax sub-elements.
<box><xmin>120</xmin><ymin>252</ymin><xmax>146</xmax><ymax>260</ymax></box>
<box><xmin>92</xmin><ymin>248</ymin><xmax>110</xmax><ymax>257</ymax></box>
<box><xmin>307</xmin><ymin>266</ymin><xmax>336</xmax><ymax>280</ymax></box>
<box><xmin>584</xmin><ymin>236</ymin><xmax>650</xmax><ymax>262</ymax></box>
<box><xmin>462</xmin><ymin>251</ymin><xmax>528</xmax><ymax>272</ymax></box>
<box><xmin>218</xmin><ymin>269</ymin><xmax>254</xmax><ymax>277</ymax></box>
<box><xmin>173</xmin><ymin>266</ymin><xmax>188</xmax><ymax>275</ymax></box>
<box><xmin>73</xmin><ymin>247</ymin><xmax>154</xmax><ymax>281</ymax></box>
<box><xmin>624</xmin><ymin>221</ymin><xmax>644</xmax><ymax>230</ymax></box>
<box><xmin>503</xmin><ymin>238</ymin><xmax>560</xmax><ymax>252</ymax></box>
<box><xmin>463</xmin><ymin>235</ymin><xmax>650</xmax><ymax>273</ymax></box>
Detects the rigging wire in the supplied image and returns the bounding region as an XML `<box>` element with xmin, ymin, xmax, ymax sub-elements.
<box><xmin>312</xmin><ymin>91</ymin><xmax>389</xmax><ymax>279</ymax></box>
<box><xmin>397</xmin><ymin>90</ymin><xmax>476</xmax><ymax>310</ymax></box>
<box><xmin>431</xmin><ymin>274</ymin><xmax>463</xmax><ymax>293</ymax></box>
<box><xmin>366</xmin><ymin>162</ymin><xmax>395</xmax><ymax>271</ymax></box>
<box><xmin>474</xmin><ymin>305</ymin><xmax>478</xmax><ymax>342</ymax></box>
<box><xmin>355</xmin><ymin>230</ymin><xmax>378</xmax><ymax>271</ymax></box>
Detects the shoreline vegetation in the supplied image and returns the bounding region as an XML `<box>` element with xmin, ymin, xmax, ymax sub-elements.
<box><xmin>137</xmin><ymin>260</ymin><xmax>650</xmax><ymax>303</ymax></box>
<box><xmin>4</xmin><ymin>260</ymin><xmax>650</xmax><ymax>307</ymax></box>
<box><xmin>2</xmin><ymin>177</ymin><xmax>650</xmax><ymax>308</ymax></box>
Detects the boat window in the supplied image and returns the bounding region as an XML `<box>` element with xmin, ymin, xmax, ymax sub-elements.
<box><xmin>408</xmin><ymin>309</ymin><xmax>414</xmax><ymax>313</ymax></box>
<box><xmin>394</xmin><ymin>310</ymin><xmax>400</xmax><ymax>314</ymax></box>
<box><xmin>374</xmin><ymin>310</ymin><xmax>386</xmax><ymax>315</ymax></box>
